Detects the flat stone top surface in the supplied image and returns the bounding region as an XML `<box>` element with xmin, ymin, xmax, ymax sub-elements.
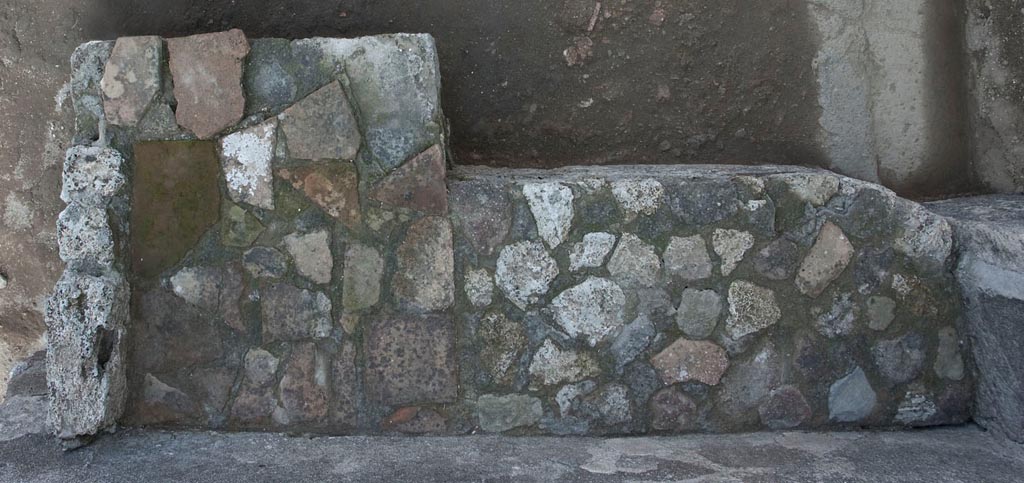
<box><xmin>452</xmin><ymin>164</ymin><xmax>825</xmax><ymax>182</ymax></box>
<box><xmin>0</xmin><ymin>427</ymin><xmax>1021</xmax><ymax>482</ymax></box>
<box><xmin>928</xmin><ymin>195</ymin><xmax>1024</xmax><ymax>228</ymax></box>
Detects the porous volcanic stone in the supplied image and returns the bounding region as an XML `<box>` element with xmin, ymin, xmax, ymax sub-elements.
<box><xmin>392</xmin><ymin>216</ymin><xmax>455</xmax><ymax>311</ymax></box>
<box><xmin>676</xmin><ymin>288</ymin><xmax>722</xmax><ymax>339</ymax></box>
<box><xmin>278</xmin><ymin>80</ymin><xmax>361</xmax><ymax>161</ymax></box>
<box><xmin>495</xmin><ymin>241</ymin><xmax>559</xmax><ymax>310</ymax></box>
<box><xmin>607</xmin><ymin>233</ymin><xmax>661</xmax><ymax>288</ymax></box>
<box><xmin>712</xmin><ymin>229</ymin><xmax>754</xmax><ymax>276</ymax></box>
<box><xmin>611</xmin><ymin>178</ymin><xmax>664</xmax><ymax>216</ymax></box>
<box><xmin>663</xmin><ymin>235</ymin><xmax>713</xmax><ymax>281</ymax></box>
<box><xmin>260</xmin><ymin>283</ymin><xmax>332</xmax><ymax>342</ymax></box>
<box><xmin>464</xmin><ymin>268</ymin><xmax>494</xmax><ymax>308</ymax></box>
<box><xmin>57</xmin><ymin>202</ymin><xmax>114</xmax><ymax>268</ymax></box>
<box><xmin>528</xmin><ymin>339</ymin><xmax>599</xmax><ymax>388</ymax></box>
<box><xmin>829</xmin><ymin>367</ymin><xmax>877</xmax><ymax>422</ymax></box>
<box><xmin>523</xmin><ymin>182</ymin><xmax>574</xmax><ymax>248</ymax></box>
<box><xmin>796</xmin><ymin>222</ymin><xmax>854</xmax><ymax>297</ymax></box>
<box><xmin>167</xmin><ymin>29</ymin><xmax>249</xmax><ymax>139</ymax></box>
<box><xmin>277</xmin><ymin>342</ymin><xmax>328</xmax><ymax>424</ymax></box>
<box><xmin>219</xmin><ymin>119</ymin><xmax>277</xmax><ymax>210</ymax></box>
<box><xmin>569</xmin><ymin>232</ymin><xmax>617</xmax><ymax>272</ymax></box>
<box><xmin>100</xmin><ymin>36</ymin><xmax>162</xmax><ymax>127</ymax></box>
<box><xmin>61</xmin><ymin>146</ymin><xmax>126</xmax><ymax>204</ymax></box>
<box><xmin>650</xmin><ymin>387</ymin><xmax>698</xmax><ymax>432</ymax></box>
<box><xmin>650</xmin><ymin>338</ymin><xmax>729</xmax><ymax>386</ymax></box>
<box><xmin>283</xmin><ymin>230</ymin><xmax>333</xmax><ymax>285</ymax></box>
<box><xmin>476</xmin><ymin>394</ymin><xmax>543</xmax><ymax>433</ymax></box>
<box><xmin>364</xmin><ymin>314</ymin><xmax>456</xmax><ymax>405</ymax></box>
<box><xmin>276</xmin><ymin>163</ymin><xmax>361</xmax><ymax>228</ymax></box>
<box><xmin>342</xmin><ymin>243</ymin><xmax>384</xmax><ymax>310</ymax></box>
<box><xmin>550</xmin><ymin>277</ymin><xmax>627</xmax><ymax>347</ymax></box>
<box><xmin>369</xmin><ymin>144</ymin><xmax>447</xmax><ymax>215</ymax></box>
<box><xmin>724</xmin><ymin>281</ymin><xmax>781</xmax><ymax>339</ymax></box>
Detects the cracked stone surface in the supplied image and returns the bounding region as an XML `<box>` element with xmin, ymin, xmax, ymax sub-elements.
<box><xmin>278</xmin><ymin>80</ymin><xmax>361</xmax><ymax>161</ymax></box>
<box><xmin>610</xmin><ymin>178</ymin><xmax>664</xmax><ymax>216</ymax></box>
<box><xmin>364</xmin><ymin>314</ymin><xmax>456</xmax><ymax>406</ymax></box>
<box><xmin>829</xmin><ymin>367</ymin><xmax>877</xmax><ymax>423</ymax></box>
<box><xmin>260</xmin><ymin>283</ymin><xmax>332</xmax><ymax>342</ymax></box>
<box><xmin>523</xmin><ymin>182</ymin><xmax>574</xmax><ymax>248</ymax></box>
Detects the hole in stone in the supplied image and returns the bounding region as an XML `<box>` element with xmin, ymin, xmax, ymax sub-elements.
<box><xmin>95</xmin><ymin>327</ymin><xmax>118</xmax><ymax>378</ymax></box>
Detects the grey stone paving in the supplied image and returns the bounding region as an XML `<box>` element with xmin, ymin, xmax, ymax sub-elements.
<box><xmin>0</xmin><ymin>426</ymin><xmax>1021</xmax><ymax>482</ymax></box>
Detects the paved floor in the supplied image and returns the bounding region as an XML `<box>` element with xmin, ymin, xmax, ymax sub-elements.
<box><xmin>0</xmin><ymin>425</ymin><xmax>1021</xmax><ymax>482</ymax></box>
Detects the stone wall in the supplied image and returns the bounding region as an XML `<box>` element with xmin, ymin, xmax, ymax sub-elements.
<box><xmin>49</xmin><ymin>31</ymin><xmax>974</xmax><ymax>439</ymax></box>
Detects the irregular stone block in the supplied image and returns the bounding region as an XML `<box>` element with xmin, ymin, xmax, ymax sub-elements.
<box><xmin>894</xmin><ymin>387</ymin><xmax>939</xmax><ymax>426</ymax></box>
<box><xmin>219</xmin><ymin>119</ymin><xmax>277</xmax><ymax>210</ymax></box>
<box><xmin>221</xmin><ymin>203</ymin><xmax>265</xmax><ymax>247</ymax></box>
<box><xmin>758</xmin><ymin>385</ymin><xmax>812</xmax><ymax>430</ymax></box>
<box><xmin>70</xmin><ymin>40</ymin><xmax>113</xmax><ymax>143</ymax></box>
<box><xmin>243</xmin><ymin>246</ymin><xmax>288</xmax><ymax>279</ymax></box>
<box><xmin>578</xmin><ymin>384</ymin><xmax>632</xmax><ymax>426</ymax></box>
<box><xmin>933</xmin><ymin>327</ymin><xmax>965</xmax><ymax>381</ymax></box>
<box><xmin>568</xmin><ymin>232</ymin><xmax>616</xmax><ymax>272</ymax></box>
<box><xmin>392</xmin><ymin>216</ymin><xmax>455</xmax><ymax>311</ymax></box>
<box><xmin>476</xmin><ymin>394</ymin><xmax>543</xmax><ymax>433</ymax></box>
<box><xmin>364</xmin><ymin>314</ymin><xmax>456</xmax><ymax>405</ymax></box>
<box><xmin>342</xmin><ymin>243</ymin><xmax>383</xmax><ymax>310</ymax></box>
<box><xmin>132</xmin><ymin>289</ymin><xmax>225</xmax><ymax>373</ymax></box>
<box><xmin>716</xmin><ymin>343</ymin><xmax>784</xmax><ymax>424</ymax></box>
<box><xmin>813</xmin><ymin>292</ymin><xmax>857</xmax><ymax>339</ymax></box>
<box><xmin>169</xmin><ymin>264</ymin><xmax>244</xmax><ymax>332</ymax></box>
<box><xmin>369</xmin><ymin>144</ymin><xmax>448</xmax><ymax>215</ymax></box>
<box><xmin>676</xmin><ymin>288</ymin><xmax>722</xmax><ymax>339</ymax></box>
<box><xmin>243</xmin><ymin>348</ymin><xmax>280</xmax><ymax>387</ymax></box>
<box><xmin>57</xmin><ymin>202</ymin><xmax>114</xmax><ymax>268</ymax></box>
<box><xmin>866</xmin><ymin>295</ymin><xmax>896</xmax><ymax>331</ymax></box>
<box><xmin>277</xmin><ymin>163</ymin><xmax>361</xmax><ymax>228</ymax></box>
<box><xmin>167</xmin><ymin>29</ymin><xmax>250</xmax><ymax>139</ymax></box>
<box><xmin>724</xmin><ymin>281</ymin><xmax>781</xmax><ymax>339</ymax></box>
<box><xmin>278</xmin><ymin>80</ymin><xmax>361</xmax><ymax>161</ymax></box>
<box><xmin>61</xmin><ymin>146</ymin><xmax>126</xmax><ymax>205</ymax></box>
<box><xmin>663</xmin><ymin>235</ymin><xmax>713</xmax><ymax>281</ymax></box>
<box><xmin>463</xmin><ymin>268</ymin><xmax>494</xmax><ymax>308</ymax></box>
<box><xmin>529</xmin><ymin>339</ymin><xmax>599</xmax><ymax>388</ymax></box>
<box><xmin>260</xmin><ymin>283</ymin><xmax>332</xmax><ymax>343</ymax></box>
<box><xmin>450</xmin><ymin>181</ymin><xmax>511</xmax><ymax>257</ymax></box>
<box><xmin>829</xmin><ymin>367</ymin><xmax>877</xmax><ymax>422</ymax></box>
<box><xmin>556</xmin><ymin>380</ymin><xmax>598</xmax><ymax>418</ymax></box>
<box><xmin>651</xmin><ymin>338</ymin><xmax>729</xmax><ymax>386</ymax></box>
<box><xmin>45</xmin><ymin>271</ymin><xmax>129</xmax><ymax>440</ymax></box>
<box><xmin>610</xmin><ymin>315</ymin><xmax>655</xmax><ymax>370</ymax></box>
<box><xmin>478</xmin><ymin>312</ymin><xmax>527</xmax><ymax>385</ymax></box>
<box><xmin>100</xmin><ymin>36</ymin><xmax>163</xmax><ymax>127</ymax></box>
<box><xmin>277</xmin><ymin>342</ymin><xmax>328</xmax><ymax>424</ymax></box>
<box><xmin>712</xmin><ymin>229</ymin><xmax>754</xmax><ymax>276</ymax></box>
<box><xmin>331</xmin><ymin>342</ymin><xmax>359</xmax><ymax>427</ymax></box>
<box><xmin>752</xmin><ymin>237</ymin><xmax>800</xmax><ymax>281</ymax></box>
<box><xmin>131</xmin><ymin>141</ymin><xmax>221</xmax><ymax>279</ymax></box>
<box><xmin>607</xmin><ymin>233</ymin><xmax>661</xmax><ymax>288</ymax></box>
<box><xmin>872</xmin><ymin>332</ymin><xmax>926</xmax><ymax>385</ymax></box>
<box><xmin>523</xmin><ymin>182</ymin><xmax>574</xmax><ymax>248</ymax></box>
<box><xmin>610</xmin><ymin>178</ymin><xmax>664</xmax><ymax>216</ymax></box>
<box><xmin>495</xmin><ymin>241</ymin><xmax>559</xmax><ymax>310</ymax></box>
<box><xmin>796</xmin><ymin>221</ymin><xmax>854</xmax><ymax>297</ymax></box>
<box><xmin>283</xmin><ymin>230</ymin><xmax>333</xmax><ymax>285</ymax></box>
<box><xmin>650</xmin><ymin>387</ymin><xmax>698</xmax><ymax>432</ymax></box>
<box><xmin>137</xmin><ymin>374</ymin><xmax>197</xmax><ymax>425</ymax></box>
<box><xmin>550</xmin><ymin>277</ymin><xmax>627</xmax><ymax>347</ymax></box>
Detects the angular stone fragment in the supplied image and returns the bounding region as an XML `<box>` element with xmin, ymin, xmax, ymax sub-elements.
<box><xmin>57</xmin><ymin>203</ymin><xmax>114</xmax><ymax>267</ymax></box>
<box><xmin>342</xmin><ymin>243</ymin><xmax>383</xmax><ymax>310</ymax></box>
<box><xmin>772</xmin><ymin>173</ymin><xmax>839</xmax><ymax>206</ymax></box>
<box><xmin>369</xmin><ymin>144</ymin><xmax>448</xmax><ymax>215</ymax></box>
<box><xmin>796</xmin><ymin>222</ymin><xmax>854</xmax><ymax>296</ymax></box>
<box><xmin>364</xmin><ymin>314</ymin><xmax>456</xmax><ymax>405</ymax></box>
<box><xmin>607</xmin><ymin>233</ymin><xmax>661</xmax><ymax>288</ymax></box>
<box><xmin>663</xmin><ymin>235</ymin><xmax>712</xmax><ymax>280</ymax></box>
<box><xmin>752</xmin><ymin>238</ymin><xmax>800</xmax><ymax>281</ymax></box>
<box><xmin>278</xmin><ymin>342</ymin><xmax>328</xmax><ymax>424</ymax></box>
<box><xmin>276</xmin><ymin>163</ymin><xmax>361</xmax><ymax>228</ymax></box>
<box><xmin>278</xmin><ymin>80</ymin><xmax>361</xmax><ymax>161</ymax></box>
<box><xmin>569</xmin><ymin>232</ymin><xmax>616</xmax><ymax>271</ymax></box>
<box><xmin>450</xmin><ymin>181</ymin><xmax>512</xmax><ymax>256</ymax></box>
<box><xmin>872</xmin><ymin>332</ymin><xmax>926</xmax><ymax>384</ymax></box>
<box><xmin>45</xmin><ymin>271</ymin><xmax>129</xmax><ymax>440</ymax></box>
<box><xmin>243</xmin><ymin>348</ymin><xmax>280</xmax><ymax>387</ymax></box>
<box><xmin>758</xmin><ymin>385</ymin><xmax>812</xmax><ymax>429</ymax></box>
<box><xmin>260</xmin><ymin>283</ymin><xmax>332</xmax><ymax>342</ymax></box>
<box><xmin>464</xmin><ymin>268</ymin><xmax>494</xmax><ymax>308</ymax></box>
<box><xmin>283</xmin><ymin>230</ymin><xmax>333</xmax><ymax>285</ymax></box>
<box><xmin>100</xmin><ymin>36</ymin><xmax>162</xmax><ymax>127</ymax></box>
<box><xmin>243</xmin><ymin>246</ymin><xmax>287</xmax><ymax>278</ymax></box>
<box><xmin>523</xmin><ymin>182</ymin><xmax>574</xmax><ymax>248</ymax></box>
<box><xmin>725</xmin><ymin>281</ymin><xmax>781</xmax><ymax>339</ymax></box>
<box><xmin>393</xmin><ymin>216</ymin><xmax>455</xmax><ymax>311</ymax></box>
<box><xmin>712</xmin><ymin>229</ymin><xmax>754</xmax><ymax>276</ymax></box>
<box><xmin>651</xmin><ymin>338</ymin><xmax>729</xmax><ymax>386</ymax></box>
<box><xmin>610</xmin><ymin>315</ymin><xmax>656</xmax><ymax>370</ymax></box>
<box><xmin>476</xmin><ymin>394</ymin><xmax>543</xmax><ymax>433</ymax></box>
<box><xmin>555</xmin><ymin>380</ymin><xmax>598</xmax><ymax>418</ymax></box>
<box><xmin>529</xmin><ymin>339</ymin><xmax>600</xmax><ymax>388</ymax></box>
<box><xmin>167</xmin><ymin>29</ymin><xmax>250</xmax><ymax>139</ymax></box>
<box><xmin>61</xmin><ymin>146</ymin><xmax>126</xmax><ymax>204</ymax></box>
<box><xmin>676</xmin><ymin>289</ymin><xmax>722</xmax><ymax>339</ymax></box>
<box><xmin>220</xmin><ymin>119</ymin><xmax>277</xmax><ymax>209</ymax></box>
<box><xmin>829</xmin><ymin>367</ymin><xmax>877</xmax><ymax>422</ymax></box>
<box><xmin>579</xmin><ymin>384</ymin><xmax>632</xmax><ymax>426</ymax></box>
<box><xmin>866</xmin><ymin>296</ymin><xmax>896</xmax><ymax>331</ymax></box>
<box><xmin>611</xmin><ymin>178</ymin><xmax>664</xmax><ymax>216</ymax></box>
<box><xmin>716</xmin><ymin>343</ymin><xmax>783</xmax><ymax>422</ymax></box>
<box><xmin>478</xmin><ymin>312</ymin><xmax>527</xmax><ymax>385</ymax></box>
<box><xmin>551</xmin><ymin>277</ymin><xmax>627</xmax><ymax>347</ymax></box>
<box><xmin>221</xmin><ymin>203</ymin><xmax>265</xmax><ymax>247</ymax></box>
<box><xmin>650</xmin><ymin>387</ymin><xmax>698</xmax><ymax>432</ymax></box>
<box><xmin>495</xmin><ymin>241</ymin><xmax>559</xmax><ymax>310</ymax></box>
<box><xmin>934</xmin><ymin>327</ymin><xmax>965</xmax><ymax>381</ymax></box>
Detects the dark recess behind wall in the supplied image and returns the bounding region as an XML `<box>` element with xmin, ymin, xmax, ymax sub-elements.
<box><xmin>94</xmin><ymin>0</ymin><xmax>827</xmax><ymax>171</ymax></box>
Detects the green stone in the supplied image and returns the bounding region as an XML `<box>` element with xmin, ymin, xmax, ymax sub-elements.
<box><xmin>221</xmin><ymin>203</ymin><xmax>265</xmax><ymax>247</ymax></box>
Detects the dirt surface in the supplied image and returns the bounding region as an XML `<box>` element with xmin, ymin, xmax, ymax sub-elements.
<box><xmin>107</xmin><ymin>0</ymin><xmax>825</xmax><ymax>168</ymax></box>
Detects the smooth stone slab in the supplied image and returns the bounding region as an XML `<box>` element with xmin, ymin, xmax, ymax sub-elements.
<box><xmin>278</xmin><ymin>80</ymin><xmax>361</xmax><ymax>161</ymax></box>
<box><xmin>101</xmin><ymin>36</ymin><xmax>163</xmax><ymax>127</ymax></box>
<box><xmin>167</xmin><ymin>29</ymin><xmax>250</xmax><ymax>139</ymax></box>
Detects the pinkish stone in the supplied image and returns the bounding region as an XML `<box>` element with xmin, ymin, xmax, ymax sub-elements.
<box><xmin>278</xmin><ymin>342</ymin><xmax>328</xmax><ymax>424</ymax></box>
<box><xmin>100</xmin><ymin>36</ymin><xmax>163</xmax><ymax>127</ymax></box>
<box><xmin>369</xmin><ymin>144</ymin><xmax>448</xmax><ymax>215</ymax></box>
<box><xmin>167</xmin><ymin>29</ymin><xmax>249</xmax><ymax>139</ymax></box>
<box><xmin>796</xmin><ymin>221</ymin><xmax>855</xmax><ymax>297</ymax></box>
<box><xmin>651</xmin><ymin>338</ymin><xmax>729</xmax><ymax>386</ymax></box>
<box><xmin>276</xmin><ymin>163</ymin><xmax>361</xmax><ymax>229</ymax></box>
<box><xmin>279</xmin><ymin>81</ymin><xmax>362</xmax><ymax>161</ymax></box>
